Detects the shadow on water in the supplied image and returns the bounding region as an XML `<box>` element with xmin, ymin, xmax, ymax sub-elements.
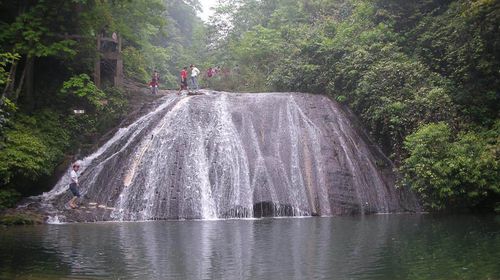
<box><xmin>1</xmin><ymin>214</ymin><xmax>499</xmax><ymax>279</ymax></box>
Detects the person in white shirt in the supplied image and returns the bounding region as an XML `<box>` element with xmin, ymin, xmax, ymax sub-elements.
<box><xmin>190</xmin><ymin>64</ymin><xmax>200</xmax><ymax>90</ymax></box>
<box><xmin>68</xmin><ymin>162</ymin><xmax>81</xmax><ymax>208</ymax></box>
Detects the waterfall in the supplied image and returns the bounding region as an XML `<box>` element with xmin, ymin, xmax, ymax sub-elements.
<box><xmin>40</xmin><ymin>91</ymin><xmax>419</xmax><ymax>222</ymax></box>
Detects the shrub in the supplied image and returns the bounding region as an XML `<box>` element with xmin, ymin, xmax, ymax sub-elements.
<box><xmin>59</xmin><ymin>74</ymin><xmax>106</xmax><ymax>113</ymax></box>
<box><xmin>0</xmin><ymin>110</ymin><xmax>69</xmax><ymax>194</ymax></box>
<box><xmin>401</xmin><ymin>122</ymin><xmax>499</xmax><ymax>210</ymax></box>
<box><xmin>0</xmin><ymin>189</ymin><xmax>21</xmax><ymax>210</ymax></box>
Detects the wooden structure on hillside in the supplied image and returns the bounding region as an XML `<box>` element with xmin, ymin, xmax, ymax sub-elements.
<box><xmin>94</xmin><ymin>33</ymin><xmax>123</xmax><ymax>88</ymax></box>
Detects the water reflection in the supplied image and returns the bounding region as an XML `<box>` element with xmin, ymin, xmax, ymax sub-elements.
<box><xmin>0</xmin><ymin>215</ymin><xmax>499</xmax><ymax>279</ymax></box>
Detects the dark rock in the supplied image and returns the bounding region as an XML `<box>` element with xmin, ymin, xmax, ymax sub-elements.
<box><xmin>26</xmin><ymin>91</ymin><xmax>420</xmax><ymax>222</ymax></box>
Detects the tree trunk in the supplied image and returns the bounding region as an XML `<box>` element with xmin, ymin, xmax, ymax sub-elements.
<box><xmin>13</xmin><ymin>55</ymin><xmax>34</xmax><ymax>107</ymax></box>
<box><xmin>13</xmin><ymin>56</ymin><xmax>30</xmax><ymax>103</ymax></box>
<box><xmin>2</xmin><ymin>60</ymin><xmax>18</xmax><ymax>102</ymax></box>
<box><xmin>24</xmin><ymin>56</ymin><xmax>34</xmax><ymax>109</ymax></box>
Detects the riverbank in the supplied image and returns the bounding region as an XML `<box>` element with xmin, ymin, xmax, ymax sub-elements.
<box><xmin>0</xmin><ymin>209</ymin><xmax>44</xmax><ymax>225</ymax></box>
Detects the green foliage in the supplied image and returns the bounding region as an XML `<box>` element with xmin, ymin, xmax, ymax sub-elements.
<box><xmin>0</xmin><ymin>127</ymin><xmax>50</xmax><ymax>185</ymax></box>
<box><xmin>0</xmin><ymin>1</ymin><xmax>78</xmax><ymax>58</ymax></box>
<box><xmin>335</xmin><ymin>95</ymin><xmax>347</xmax><ymax>103</ymax></box>
<box><xmin>353</xmin><ymin>56</ymin><xmax>456</xmax><ymax>159</ymax></box>
<box><xmin>60</xmin><ymin>74</ymin><xmax>106</xmax><ymax>111</ymax></box>
<box><xmin>62</xmin><ymin>86</ymin><xmax>127</xmax><ymax>144</ymax></box>
<box><xmin>208</xmin><ymin>0</ymin><xmax>499</xmax><ymax>211</ymax></box>
<box><xmin>0</xmin><ymin>211</ymin><xmax>44</xmax><ymax>225</ymax></box>
<box><xmin>0</xmin><ymin>189</ymin><xmax>21</xmax><ymax>210</ymax></box>
<box><xmin>401</xmin><ymin>122</ymin><xmax>499</xmax><ymax>210</ymax></box>
<box><xmin>0</xmin><ymin>97</ymin><xmax>17</xmax><ymax>138</ymax></box>
<box><xmin>410</xmin><ymin>0</ymin><xmax>500</xmax><ymax>124</ymax></box>
<box><xmin>233</xmin><ymin>26</ymin><xmax>282</xmax><ymax>69</ymax></box>
<box><xmin>161</xmin><ymin>0</ymin><xmax>208</xmax><ymax>88</ymax></box>
<box><xmin>0</xmin><ymin>0</ymin><xmax>496</xmax><ymax>213</ymax></box>
<box><xmin>0</xmin><ymin>0</ymin><xmax>207</xmax><ymax>206</ymax></box>
<box><xmin>122</xmin><ymin>46</ymin><xmax>149</xmax><ymax>83</ymax></box>
<box><xmin>0</xmin><ymin>53</ymin><xmax>19</xmax><ymax>136</ymax></box>
<box><xmin>0</xmin><ymin>52</ymin><xmax>19</xmax><ymax>86</ymax></box>
<box><xmin>96</xmin><ymin>87</ymin><xmax>127</xmax><ymax>132</ymax></box>
<box><xmin>0</xmin><ymin>110</ymin><xmax>69</xmax><ymax>193</ymax></box>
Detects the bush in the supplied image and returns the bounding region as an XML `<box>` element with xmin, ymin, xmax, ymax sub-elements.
<box><xmin>60</xmin><ymin>78</ymin><xmax>127</xmax><ymax>144</ymax></box>
<box><xmin>0</xmin><ymin>189</ymin><xmax>21</xmax><ymax>210</ymax></box>
<box><xmin>0</xmin><ymin>97</ymin><xmax>17</xmax><ymax>140</ymax></box>
<box><xmin>401</xmin><ymin>122</ymin><xmax>499</xmax><ymax>211</ymax></box>
<box><xmin>353</xmin><ymin>56</ymin><xmax>456</xmax><ymax>159</ymax></box>
<box><xmin>0</xmin><ymin>110</ymin><xmax>69</xmax><ymax>194</ymax></box>
<box><xmin>0</xmin><ymin>211</ymin><xmax>44</xmax><ymax>225</ymax></box>
<box><xmin>59</xmin><ymin>74</ymin><xmax>106</xmax><ymax>113</ymax></box>
<box><xmin>0</xmin><ymin>52</ymin><xmax>20</xmax><ymax>87</ymax></box>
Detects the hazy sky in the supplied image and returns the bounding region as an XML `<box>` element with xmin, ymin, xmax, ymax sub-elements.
<box><xmin>199</xmin><ymin>0</ymin><xmax>218</xmax><ymax>21</ymax></box>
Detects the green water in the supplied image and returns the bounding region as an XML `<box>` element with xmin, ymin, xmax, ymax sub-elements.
<box><xmin>0</xmin><ymin>214</ymin><xmax>499</xmax><ymax>279</ymax></box>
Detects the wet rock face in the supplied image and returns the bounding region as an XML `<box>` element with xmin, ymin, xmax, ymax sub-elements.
<box><xmin>36</xmin><ymin>91</ymin><xmax>419</xmax><ymax>222</ymax></box>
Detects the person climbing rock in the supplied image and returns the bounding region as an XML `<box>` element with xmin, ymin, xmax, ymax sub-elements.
<box><xmin>68</xmin><ymin>162</ymin><xmax>81</xmax><ymax>209</ymax></box>
<box><xmin>190</xmin><ymin>64</ymin><xmax>200</xmax><ymax>90</ymax></box>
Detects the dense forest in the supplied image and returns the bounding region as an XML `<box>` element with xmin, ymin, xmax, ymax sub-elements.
<box><xmin>0</xmin><ymin>0</ymin><xmax>207</xmax><ymax>208</ymax></box>
<box><xmin>0</xmin><ymin>0</ymin><xmax>498</xmax><ymax>212</ymax></box>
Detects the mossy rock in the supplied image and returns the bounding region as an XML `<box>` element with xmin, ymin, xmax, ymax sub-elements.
<box><xmin>0</xmin><ymin>210</ymin><xmax>44</xmax><ymax>225</ymax></box>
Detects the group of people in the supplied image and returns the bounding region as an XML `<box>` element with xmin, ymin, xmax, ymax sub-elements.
<box><xmin>68</xmin><ymin>62</ymin><xmax>241</xmax><ymax>207</ymax></box>
<box><xmin>68</xmin><ymin>65</ymin><xmax>203</xmax><ymax>207</ymax></box>
<box><xmin>147</xmin><ymin>64</ymin><xmax>201</xmax><ymax>95</ymax></box>
<box><xmin>179</xmin><ymin>64</ymin><xmax>200</xmax><ymax>92</ymax></box>
<box><xmin>206</xmin><ymin>65</ymin><xmax>237</xmax><ymax>78</ymax></box>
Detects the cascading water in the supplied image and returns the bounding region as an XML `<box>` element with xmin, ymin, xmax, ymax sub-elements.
<box><xmin>36</xmin><ymin>91</ymin><xmax>419</xmax><ymax>222</ymax></box>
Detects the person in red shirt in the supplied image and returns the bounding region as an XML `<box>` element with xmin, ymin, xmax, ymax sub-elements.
<box><xmin>179</xmin><ymin>67</ymin><xmax>188</xmax><ymax>93</ymax></box>
<box><xmin>148</xmin><ymin>79</ymin><xmax>158</xmax><ymax>94</ymax></box>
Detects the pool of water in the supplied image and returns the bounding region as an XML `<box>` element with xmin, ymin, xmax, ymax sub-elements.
<box><xmin>1</xmin><ymin>214</ymin><xmax>499</xmax><ymax>279</ymax></box>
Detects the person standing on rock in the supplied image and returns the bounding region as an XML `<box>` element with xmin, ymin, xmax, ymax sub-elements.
<box><xmin>179</xmin><ymin>66</ymin><xmax>188</xmax><ymax>93</ymax></box>
<box><xmin>190</xmin><ymin>64</ymin><xmax>200</xmax><ymax>90</ymax></box>
<box><xmin>68</xmin><ymin>162</ymin><xmax>81</xmax><ymax>209</ymax></box>
<box><xmin>149</xmin><ymin>78</ymin><xmax>159</xmax><ymax>95</ymax></box>
<box><xmin>149</xmin><ymin>74</ymin><xmax>159</xmax><ymax>95</ymax></box>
